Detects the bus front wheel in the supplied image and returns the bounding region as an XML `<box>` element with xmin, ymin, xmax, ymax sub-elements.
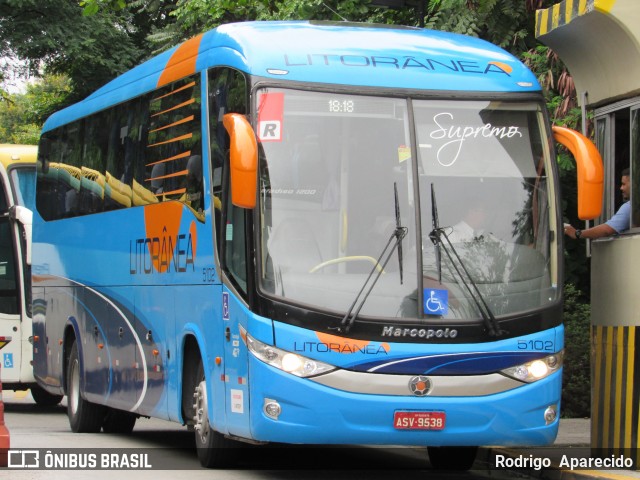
<box><xmin>67</xmin><ymin>341</ymin><xmax>105</xmax><ymax>433</ymax></box>
<box><xmin>193</xmin><ymin>362</ymin><xmax>236</xmax><ymax>468</ymax></box>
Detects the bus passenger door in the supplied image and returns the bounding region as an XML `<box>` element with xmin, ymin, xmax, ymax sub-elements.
<box><xmin>0</xmin><ymin>174</ymin><xmax>24</xmax><ymax>386</ymax></box>
<box><xmin>220</xmin><ymin>192</ymin><xmax>252</xmax><ymax>437</ymax></box>
<box><xmin>0</xmin><ymin>215</ymin><xmax>21</xmax><ymax>381</ymax></box>
<box><xmin>222</xmin><ymin>288</ymin><xmax>251</xmax><ymax>438</ymax></box>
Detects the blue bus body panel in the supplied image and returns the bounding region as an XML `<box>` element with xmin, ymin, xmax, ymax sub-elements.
<box><xmin>42</xmin><ymin>21</ymin><xmax>540</xmax><ymax>132</ymax></box>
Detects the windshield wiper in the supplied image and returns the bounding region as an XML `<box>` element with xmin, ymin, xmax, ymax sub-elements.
<box><xmin>428</xmin><ymin>183</ymin><xmax>443</xmax><ymax>283</ymax></box>
<box><xmin>394</xmin><ymin>182</ymin><xmax>405</xmax><ymax>284</ymax></box>
<box><xmin>428</xmin><ymin>184</ymin><xmax>503</xmax><ymax>337</ymax></box>
<box><xmin>332</xmin><ymin>183</ymin><xmax>407</xmax><ymax>335</ymax></box>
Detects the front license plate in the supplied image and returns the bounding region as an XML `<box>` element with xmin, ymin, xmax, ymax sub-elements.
<box><xmin>394</xmin><ymin>411</ymin><xmax>446</xmax><ymax>430</ymax></box>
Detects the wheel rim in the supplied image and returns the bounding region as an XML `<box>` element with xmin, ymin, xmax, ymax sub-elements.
<box><xmin>69</xmin><ymin>358</ymin><xmax>80</xmax><ymax>415</ymax></box>
<box><xmin>193</xmin><ymin>381</ymin><xmax>210</xmax><ymax>445</ymax></box>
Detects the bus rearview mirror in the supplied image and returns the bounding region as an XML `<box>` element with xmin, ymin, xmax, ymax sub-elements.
<box><xmin>552</xmin><ymin>126</ymin><xmax>604</xmax><ymax>220</ymax></box>
<box><xmin>10</xmin><ymin>205</ymin><xmax>32</xmax><ymax>265</ymax></box>
<box><xmin>223</xmin><ymin>113</ymin><xmax>258</xmax><ymax>209</ymax></box>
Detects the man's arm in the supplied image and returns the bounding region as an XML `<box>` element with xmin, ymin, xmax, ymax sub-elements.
<box><xmin>565</xmin><ymin>201</ymin><xmax>631</xmax><ymax>240</ymax></box>
<box><xmin>564</xmin><ymin>223</ymin><xmax>616</xmax><ymax>240</ymax></box>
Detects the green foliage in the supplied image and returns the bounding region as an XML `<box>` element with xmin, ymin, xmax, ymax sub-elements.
<box><xmin>80</xmin><ymin>0</ymin><xmax>126</xmax><ymax>16</ymax></box>
<box><xmin>425</xmin><ymin>0</ymin><xmax>534</xmax><ymax>53</ymax></box>
<box><xmin>0</xmin><ymin>75</ymin><xmax>71</xmax><ymax>145</ymax></box>
<box><xmin>0</xmin><ymin>0</ymin><xmax>147</xmax><ymax>102</ymax></box>
<box><xmin>561</xmin><ymin>283</ymin><xmax>591</xmax><ymax>418</ymax></box>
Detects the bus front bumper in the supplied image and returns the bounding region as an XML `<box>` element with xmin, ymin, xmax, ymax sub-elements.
<box><xmin>246</xmin><ymin>357</ymin><xmax>561</xmax><ymax>447</ymax></box>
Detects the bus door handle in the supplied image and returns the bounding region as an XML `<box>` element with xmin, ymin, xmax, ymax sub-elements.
<box><xmin>225</xmin><ymin>327</ymin><xmax>231</xmax><ymax>342</ymax></box>
<box><xmin>93</xmin><ymin>326</ymin><xmax>99</xmax><ymax>337</ymax></box>
<box><xmin>118</xmin><ymin>327</ymin><xmax>124</xmax><ymax>339</ymax></box>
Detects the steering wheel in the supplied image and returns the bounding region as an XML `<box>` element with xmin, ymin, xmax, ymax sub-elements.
<box><xmin>309</xmin><ymin>256</ymin><xmax>385</xmax><ymax>274</ymax></box>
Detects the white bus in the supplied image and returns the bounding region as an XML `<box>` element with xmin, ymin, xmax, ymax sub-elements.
<box><xmin>0</xmin><ymin>144</ymin><xmax>62</xmax><ymax>406</ymax></box>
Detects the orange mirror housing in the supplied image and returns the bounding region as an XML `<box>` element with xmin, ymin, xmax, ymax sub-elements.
<box><xmin>223</xmin><ymin>113</ymin><xmax>258</xmax><ymax>209</ymax></box>
<box><xmin>552</xmin><ymin>126</ymin><xmax>604</xmax><ymax>220</ymax></box>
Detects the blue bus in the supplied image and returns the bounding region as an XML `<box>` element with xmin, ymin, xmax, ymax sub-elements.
<box><xmin>32</xmin><ymin>21</ymin><xmax>602</xmax><ymax>469</ymax></box>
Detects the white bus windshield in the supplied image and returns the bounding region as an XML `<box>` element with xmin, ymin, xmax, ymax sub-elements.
<box><xmin>10</xmin><ymin>167</ymin><xmax>37</xmax><ymax>210</ymax></box>
<box><xmin>258</xmin><ymin>88</ymin><xmax>558</xmax><ymax>321</ymax></box>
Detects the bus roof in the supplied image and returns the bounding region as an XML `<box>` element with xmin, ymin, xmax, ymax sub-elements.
<box><xmin>0</xmin><ymin>144</ymin><xmax>37</xmax><ymax>170</ymax></box>
<box><xmin>43</xmin><ymin>21</ymin><xmax>540</xmax><ymax>132</ymax></box>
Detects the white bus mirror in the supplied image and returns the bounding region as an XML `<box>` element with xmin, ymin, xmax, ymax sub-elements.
<box><xmin>10</xmin><ymin>205</ymin><xmax>33</xmax><ymax>265</ymax></box>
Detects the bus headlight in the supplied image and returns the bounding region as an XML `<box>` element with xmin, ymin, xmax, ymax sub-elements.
<box><xmin>246</xmin><ymin>334</ymin><xmax>336</xmax><ymax>378</ymax></box>
<box><xmin>501</xmin><ymin>351</ymin><xmax>563</xmax><ymax>383</ymax></box>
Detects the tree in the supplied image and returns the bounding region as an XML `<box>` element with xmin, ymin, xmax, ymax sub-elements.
<box><xmin>0</xmin><ymin>0</ymin><xmax>154</xmax><ymax>103</ymax></box>
<box><xmin>0</xmin><ymin>74</ymin><xmax>71</xmax><ymax>144</ymax></box>
<box><xmin>164</xmin><ymin>0</ymin><xmax>541</xmax><ymax>53</ymax></box>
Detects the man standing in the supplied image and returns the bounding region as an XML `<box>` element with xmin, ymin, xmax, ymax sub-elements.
<box><xmin>564</xmin><ymin>168</ymin><xmax>630</xmax><ymax>239</ymax></box>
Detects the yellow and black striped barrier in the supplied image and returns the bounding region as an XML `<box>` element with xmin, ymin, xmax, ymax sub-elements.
<box><xmin>535</xmin><ymin>0</ymin><xmax>618</xmax><ymax>38</ymax></box>
<box><xmin>592</xmin><ymin>325</ymin><xmax>640</xmax><ymax>463</ymax></box>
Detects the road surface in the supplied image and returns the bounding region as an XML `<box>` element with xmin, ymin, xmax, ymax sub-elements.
<box><xmin>2</xmin><ymin>390</ymin><xmax>537</xmax><ymax>479</ymax></box>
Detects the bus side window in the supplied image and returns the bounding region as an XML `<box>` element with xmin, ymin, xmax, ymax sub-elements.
<box><xmin>208</xmin><ymin>67</ymin><xmax>249</xmax><ymax>293</ymax></box>
<box><xmin>632</xmin><ymin>108</ymin><xmax>640</xmax><ymax>228</ymax></box>
<box><xmin>223</xmin><ymin>176</ymin><xmax>248</xmax><ymax>293</ymax></box>
<box><xmin>104</xmin><ymin>105</ymin><xmax>133</xmax><ymax>210</ymax></box>
<box><xmin>37</xmin><ymin>132</ymin><xmax>58</xmax><ymax>221</ymax></box>
<box><xmin>146</xmin><ymin>75</ymin><xmax>202</xmax><ymax>210</ymax></box>
<box><xmin>78</xmin><ymin>111</ymin><xmax>108</xmax><ymax>215</ymax></box>
<box><xmin>35</xmin><ymin>127</ymin><xmax>82</xmax><ymax>221</ymax></box>
<box><xmin>0</xmin><ymin>174</ymin><xmax>7</xmax><ymax>213</ymax></box>
<box><xmin>59</xmin><ymin>123</ymin><xmax>83</xmax><ymax>218</ymax></box>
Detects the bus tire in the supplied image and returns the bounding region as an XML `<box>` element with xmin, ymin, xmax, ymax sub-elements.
<box><xmin>102</xmin><ymin>408</ymin><xmax>137</xmax><ymax>434</ymax></box>
<box><xmin>193</xmin><ymin>362</ymin><xmax>236</xmax><ymax>468</ymax></box>
<box><xmin>30</xmin><ymin>385</ymin><xmax>63</xmax><ymax>407</ymax></box>
<box><xmin>428</xmin><ymin>446</ymin><xmax>478</xmax><ymax>470</ymax></box>
<box><xmin>67</xmin><ymin>341</ymin><xmax>105</xmax><ymax>433</ymax></box>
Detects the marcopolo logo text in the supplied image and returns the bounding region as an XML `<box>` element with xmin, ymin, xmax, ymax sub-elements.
<box><xmin>381</xmin><ymin>326</ymin><xmax>458</xmax><ymax>339</ymax></box>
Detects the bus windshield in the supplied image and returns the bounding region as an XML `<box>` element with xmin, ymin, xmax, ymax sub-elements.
<box><xmin>10</xmin><ymin>167</ymin><xmax>37</xmax><ymax>210</ymax></box>
<box><xmin>258</xmin><ymin>88</ymin><xmax>558</xmax><ymax>321</ymax></box>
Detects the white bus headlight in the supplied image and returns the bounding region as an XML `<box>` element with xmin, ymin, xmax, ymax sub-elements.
<box><xmin>501</xmin><ymin>351</ymin><xmax>563</xmax><ymax>383</ymax></box>
<box><xmin>246</xmin><ymin>334</ymin><xmax>336</xmax><ymax>378</ymax></box>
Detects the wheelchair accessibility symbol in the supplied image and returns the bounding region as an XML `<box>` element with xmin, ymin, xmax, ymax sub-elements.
<box><xmin>4</xmin><ymin>352</ymin><xmax>14</xmax><ymax>368</ymax></box>
<box><xmin>424</xmin><ymin>289</ymin><xmax>448</xmax><ymax>316</ymax></box>
<box><xmin>222</xmin><ymin>292</ymin><xmax>230</xmax><ymax>321</ymax></box>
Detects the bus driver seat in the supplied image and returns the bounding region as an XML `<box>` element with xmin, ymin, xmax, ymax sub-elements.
<box><xmin>268</xmin><ymin>217</ymin><xmax>323</xmax><ymax>273</ymax></box>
